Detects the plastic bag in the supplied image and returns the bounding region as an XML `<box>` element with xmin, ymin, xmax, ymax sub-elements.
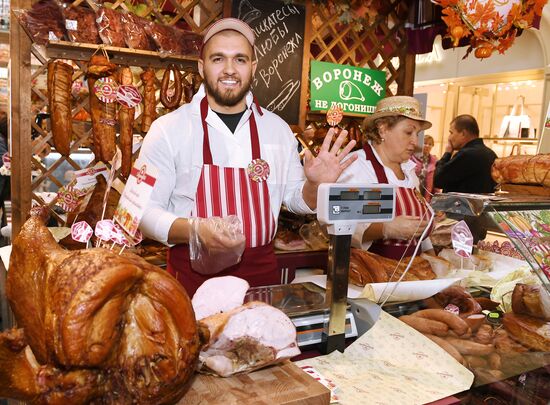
<box><xmin>63</xmin><ymin>6</ymin><xmax>101</xmax><ymax>44</ymax></box>
<box><xmin>16</xmin><ymin>0</ymin><xmax>66</xmax><ymax>45</ymax></box>
<box><xmin>189</xmin><ymin>216</ymin><xmax>246</xmax><ymax>275</ymax></box>
<box><xmin>120</xmin><ymin>12</ymin><xmax>156</xmax><ymax>51</ymax></box>
<box><xmin>96</xmin><ymin>6</ymin><xmax>125</xmax><ymax>47</ymax></box>
<box><xmin>299</xmin><ymin>220</ymin><xmax>329</xmax><ymax>251</ymax></box>
<box><xmin>144</xmin><ymin>22</ymin><xmax>202</xmax><ymax>55</ymax></box>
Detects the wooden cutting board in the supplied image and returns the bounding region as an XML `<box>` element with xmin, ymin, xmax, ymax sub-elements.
<box><xmin>178</xmin><ymin>361</ymin><xmax>330</xmax><ymax>405</ymax></box>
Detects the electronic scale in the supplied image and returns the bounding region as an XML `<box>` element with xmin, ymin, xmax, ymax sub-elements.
<box><xmin>246</xmin><ymin>184</ymin><xmax>396</xmax><ymax>352</ymax></box>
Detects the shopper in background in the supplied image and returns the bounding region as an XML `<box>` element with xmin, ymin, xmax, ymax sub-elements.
<box><xmin>412</xmin><ymin>134</ymin><xmax>438</xmax><ymax>201</ymax></box>
<box><xmin>138</xmin><ymin>18</ymin><xmax>357</xmax><ymax>295</ymax></box>
<box><xmin>434</xmin><ymin>114</ymin><xmax>497</xmax><ymax>194</ymax></box>
<box><xmin>338</xmin><ymin>96</ymin><xmax>434</xmax><ymax>260</ymax></box>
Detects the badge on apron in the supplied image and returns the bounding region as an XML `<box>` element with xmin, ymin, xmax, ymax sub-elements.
<box><xmin>247</xmin><ymin>158</ymin><xmax>270</xmax><ymax>182</ymax></box>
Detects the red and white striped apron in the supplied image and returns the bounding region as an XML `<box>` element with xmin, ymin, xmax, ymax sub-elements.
<box><xmin>167</xmin><ymin>96</ymin><xmax>278</xmax><ymax>296</ymax></box>
<box><xmin>364</xmin><ymin>143</ymin><xmax>432</xmax><ymax>260</ymax></box>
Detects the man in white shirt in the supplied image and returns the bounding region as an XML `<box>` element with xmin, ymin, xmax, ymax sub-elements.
<box><xmin>138</xmin><ymin>18</ymin><xmax>356</xmax><ymax>295</ymax></box>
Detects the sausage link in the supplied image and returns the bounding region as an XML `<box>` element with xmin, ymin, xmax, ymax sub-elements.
<box><xmin>160</xmin><ymin>65</ymin><xmax>182</xmax><ymax>110</ymax></box>
<box><xmin>445</xmin><ymin>337</ymin><xmax>494</xmax><ymax>356</ymax></box>
<box><xmin>425</xmin><ymin>334</ymin><xmax>464</xmax><ymax>364</ymax></box>
<box><xmin>412</xmin><ymin>309</ymin><xmax>469</xmax><ymax>336</ymax></box>
<box><xmin>398</xmin><ymin>315</ymin><xmax>448</xmax><ymax>336</ymax></box>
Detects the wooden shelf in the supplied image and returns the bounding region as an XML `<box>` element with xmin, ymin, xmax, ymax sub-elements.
<box><xmin>482</xmin><ymin>137</ymin><xmax>539</xmax><ymax>143</ymax></box>
<box><xmin>44</xmin><ymin>40</ymin><xmax>198</xmax><ymax>70</ymax></box>
<box><xmin>0</xmin><ymin>29</ymin><xmax>8</xmax><ymax>44</ymax></box>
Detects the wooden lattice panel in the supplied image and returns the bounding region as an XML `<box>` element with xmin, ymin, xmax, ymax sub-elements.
<box><xmin>309</xmin><ymin>1</ymin><xmax>411</xmax><ymax>96</ymax></box>
<box><xmin>10</xmin><ymin>0</ymin><xmax>225</xmax><ymax>234</ymax></box>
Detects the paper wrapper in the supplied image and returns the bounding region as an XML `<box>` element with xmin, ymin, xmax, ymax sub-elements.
<box><xmin>293</xmin><ymin>274</ymin><xmax>463</xmax><ymax>303</ymax></box>
<box><xmin>296</xmin><ymin>311</ymin><xmax>474</xmax><ymax>404</ymax></box>
<box><xmin>359</xmin><ymin>277</ymin><xmax>462</xmax><ymax>303</ymax></box>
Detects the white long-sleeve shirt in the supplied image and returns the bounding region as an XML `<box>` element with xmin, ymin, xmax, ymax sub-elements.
<box><xmin>137</xmin><ymin>85</ymin><xmax>314</xmax><ymax>245</ymax></box>
<box><xmin>338</xmin><ymin>144</ymin><xmax>432</xmax><ymax>251</ymax></box>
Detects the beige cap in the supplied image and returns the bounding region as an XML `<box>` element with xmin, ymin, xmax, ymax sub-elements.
<box><xmin>362</xmin><ymin>95</ymin><xmax>432</xmax><ymax>130</ymax></box>
<box><xmin>202</xmin><ymin>18</ymin><xmax>255</xmax><ymax>47</ymax></box>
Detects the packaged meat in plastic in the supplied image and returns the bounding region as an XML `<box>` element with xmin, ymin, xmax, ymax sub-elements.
<box><xmin>174</xmin><ymin>28</ymin><xmax>202</xmax><ymax>56</ymax></box>
<box><xmin>145</xmin><ymin>22</ymin><xmax>202</xmax><ymax>55</ymax></box>
<box><xmin>96</xmin><ymin>6</ymin><xmax>125</xmax><ymax>47</ymax></box>
<box><xmin>120</xmin><ymin>12</ymin><xmax>156</xmax><ymax>51</ymax></box>
<box><xmin>144</xmin><ymin>22</ymin><xmax>179</xmax><ymax>54</ymax></box>
<box><xmin>16</xmin><ymin>0</ymin><xmax>66</xmax><ymax>45</ymax></box>
<box><xmin>63</xmin><ymin>6</ymin><xmax>101</xmax><ymax>44</ymax></box>
<box><xmin>188</xmin><ymin>216</ymin><xmax>246</xmax><ymax>275</ymax></box>
<box><xmin>299</xmin><ymin>220</ymin><xmax>329</xmax><ymax>250</ymax></box>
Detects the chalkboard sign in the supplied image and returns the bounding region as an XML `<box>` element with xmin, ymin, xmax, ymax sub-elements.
<box><xmin>232</xmin><ymin>0</ymin><xmax>306</xmax><ymax>125</ymax></box>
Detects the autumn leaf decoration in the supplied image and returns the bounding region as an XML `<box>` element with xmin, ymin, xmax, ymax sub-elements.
<box><xmin>434</xmin><ymin>0</ymin><xmax>548</xmax><ymax>59</ymax></box>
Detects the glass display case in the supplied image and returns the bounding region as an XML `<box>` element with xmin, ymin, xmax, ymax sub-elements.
<box><xmin>425</xmin><ymin>192</ymin><xmax>550</xmax><ymax>403</ymax></box>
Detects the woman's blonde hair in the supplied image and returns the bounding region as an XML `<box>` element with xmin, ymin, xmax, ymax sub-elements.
<box><xmin>361</xmin><ymin>115</ymin><xmax>407</xmax><ymax>144</ymax></box>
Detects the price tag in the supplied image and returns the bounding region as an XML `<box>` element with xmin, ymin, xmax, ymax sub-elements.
<box><xmin>116</xmin><ymin>85</ymin><xmax>142</xmax><ymax>108</ymax></box>
<box><xmin>451</xmin><ymin>220</ymin><xmax>473</xmax><ymax>258</ymax></box>
<box><xmin>326</xmin><ymin>104</ymin><xmax>343</xmax><ymax>127</ymax></box>
<box><xmin>71</xmin><ymin>221</ymin><xmax>93</xmax><ymax>243</ymax></box>
<box><xmin>2</xmin><ymin>152</ymin><xmax>10</xmax><ymax>170</ymax></box>
<box><xmin>114</xmin><ymin>160</ymin><xmax>158</xmax><ymax>237</ymax></box>
<box><xmin>56</xmin><ymin>186</ymin><xmax>80</xmax><ymax>212</ymax></box>
<box><xmin>95</xmin><ymin>219</ymin><xmax>116</xmax><ymax>242</ymax></box>
<box><xmin>74</xmin><ymin>162</ymin><xmax>108</xmax><ymax>191</ymax></box>
<box><xmin>65</xmin><ymin>19</ymin><xmax>78</xmax><ymax>30</ymax></box>
<box><xmin>94</xmin><ymin>77</ymin><xmax>118</xmax><ymax>103</ymax></box>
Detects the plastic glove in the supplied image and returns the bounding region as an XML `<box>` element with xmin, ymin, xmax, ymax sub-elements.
<box><xmin>189</xmin><ymin>216</ymin><xmax>246</xmax><ymax>275</ymax></box>
<box><xmin>382</xmin><ymin>215</ymin><xmax>429</xmax><ymax>241</ymax></box>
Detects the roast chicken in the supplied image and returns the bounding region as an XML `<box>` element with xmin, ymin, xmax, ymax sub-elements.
<box><xmin>1</xmin><ymin>212</ymin><xmax>203</xmax><ymax>404</ymax></box>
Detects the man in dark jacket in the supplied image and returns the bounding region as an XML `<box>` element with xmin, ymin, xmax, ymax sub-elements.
<box><xmin>434</xmin><ymin>114</ymin><xmax>497</xmax><ymax>194</ymax></box>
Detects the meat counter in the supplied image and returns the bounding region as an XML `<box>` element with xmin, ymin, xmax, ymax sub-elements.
<box><xmin>425</xmin><ymin>192</ymin><xmax>550</xmax><ymax>403</ymax></box>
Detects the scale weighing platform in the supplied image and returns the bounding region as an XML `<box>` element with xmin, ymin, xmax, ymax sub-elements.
<box><xmin>248</xmin><ymin>184</ymin><xmax>396</xmax><ymax>352</ymax></box>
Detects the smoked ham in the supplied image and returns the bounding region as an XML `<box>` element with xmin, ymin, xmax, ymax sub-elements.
<box><xmin>88</xmin><ymin>55</ymin><xmax>118</xmax><ymax>163</ymax></box>
<box><xmin>192</xmin><ymin>276</ymin><xmax>300</xmax><ymax>377</ymax></box>
<box><xmin>348</xmin><ymin>248</ymin><xmax>436</xmax><ymax>286</ymax></box>
<box><xmin>119</xmin><ymin>66</ymin><xmax>135</xmax><ymax>179</ymax></box>
<box><xmin>48</xmin><ymin>60</ymin><xmax>74</xmax><ymax>156</ymax></box>
<box><xmin>512</xmin><ymin>284</ymin><xmax>550</xmax><ymax>321</ymax></box>
<box><xmin>1</xmin><ymin>211</ymin><xmax>203</xmax><ymax>404</ymax></box>
<box><xmin>192</xmin><ymin>276</ymin><xmax>250</xmax><ymax>320</ymax></box>
<box><xmin>140</xmin><ymin>68</ymin><xmax>157</xmax><ymax>133</ymax></box>
<box><xmin>491</xmin><ymin>154</ymin><xmax>550</xmax><ymax>187</ymax></box>
<box><xmin>503</xmin><ymin>313</ymin><xmax>550</xmax><ymax>352</ymax></box>
<box><xmin>198</xmin><ymin>302</ymin><xmax>300</xmax><ymax>377</ymax></box>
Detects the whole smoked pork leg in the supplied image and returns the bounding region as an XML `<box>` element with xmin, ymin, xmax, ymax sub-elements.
<box><xmin>5</xmin><ymin>212</ymin><xmax>203</xmax><ymax>404</ymax></box>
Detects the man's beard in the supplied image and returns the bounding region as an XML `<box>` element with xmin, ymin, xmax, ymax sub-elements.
<box><xmin>204</xmin><ymin>75</ymin><xmax>252</xmax><ymax>107</ymax></box>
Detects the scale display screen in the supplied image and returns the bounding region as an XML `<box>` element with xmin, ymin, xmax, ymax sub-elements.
<box><xmin>340</xmin><ymin>191</ymin><xmax>359</xmax><ymax>200</ymax></box>
<box><xmin>362</xmin><ymin>204</ymin><xmax>381</xmax><ymax>214</ymax></box>
<box><xmin>364</xmin><ymin>190</ymin><xmax>381</xmax><ymax>200</ymax></box>
<box><xmin>317</xmin><ymin>183</ymin><xmax>395</xmax><ymax>226</ymax></box>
